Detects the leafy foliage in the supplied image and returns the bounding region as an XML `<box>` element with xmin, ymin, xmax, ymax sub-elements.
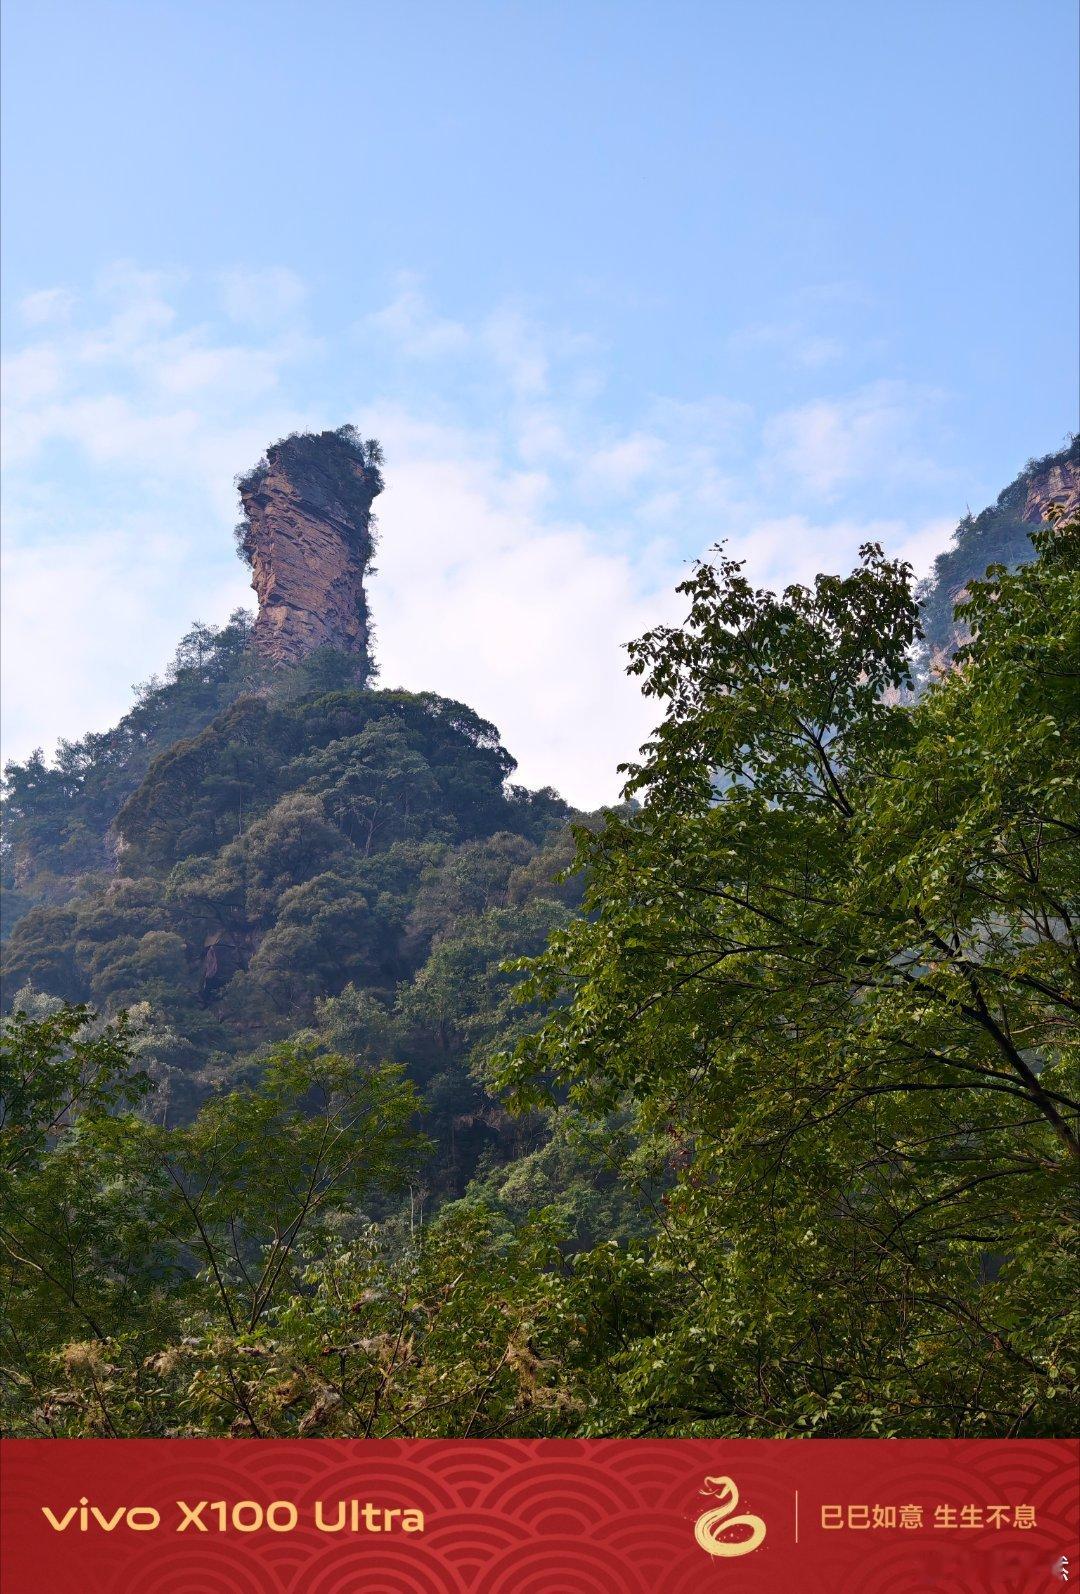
<box><xmin>2</xmin><ymin>1009</ymin><xmax>587</xmax><ymax>1438</ymax></box>
<box><xmin>3</xmin><ymin>488</ymin><xmax>1075</xmax><ymax>1442</ymax></box>
<box><xmin>3</xmin><ymin>612</ymin><xmax>266</xmax><ymax>889</ymax></box>
<box><xmin>2</xmin><ymin>635</ymin><xmax>578</xmax><ymax>1201</ymax></box>
<box><xmin>501</xmin><ymin>517</ymin><xmax>1080</xmax><ymax>1436</ymax></box>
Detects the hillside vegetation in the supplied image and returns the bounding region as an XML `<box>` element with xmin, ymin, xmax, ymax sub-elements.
<box><xmin>2</xmin><ymin>472</ymin><xmax>1076</xmax><ymax>1440</ymax></box>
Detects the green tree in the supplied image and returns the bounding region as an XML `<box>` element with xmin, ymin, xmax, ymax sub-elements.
<box><xmin>406</xmin><ymin>832</ymin><xmax>537</xmax><ymax>948</ymax></box>
<box><xmin>290</xmin><ymin>722</ymin><xmax>441</xmax><ymax>856</ymax></box>
<box><xmin>503</xmin><ymin>520</ymin><xmax>1080</xmax><ymax>1437</ymax></box>
<box><xmin>1</xmin><ymin>1007</ymin><xmax>425</xmax><ymax>1435</ymax></box>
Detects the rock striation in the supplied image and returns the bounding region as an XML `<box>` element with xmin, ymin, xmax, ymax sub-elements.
<box><xmin>1022</xmin><ymin>453</ymin><xmax>1080</xmax><ymax>526</ymax></box>
<box><xmin>237</xmin><ymin>427</ymin><xmax>383</xmax><ymax>674</ymax></box>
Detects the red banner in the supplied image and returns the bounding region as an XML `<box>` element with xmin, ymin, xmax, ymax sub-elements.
<box><xmin>1</xmin><ymin>1438</ymin><xmax>1076</xmax><ymax>1591</ymax></box>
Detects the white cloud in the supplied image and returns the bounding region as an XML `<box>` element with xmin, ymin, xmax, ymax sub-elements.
<box><xmin>724</xmin><ymin>512</ymin><xmax>947</xmax><ymax>593</ymax></box>
<box><xmin>581</xmin><ymin>432</ymin><xmax>666</xmax><ymax>493</ymax></box>
<box><xmin>1</xmin><ymin>346</ymin><xmax>66</xmax><ymax>407</ymax></box>
<box><xmin>350</xmin><ymin>407</ymin><xmax>683</xmax><ymax>801</ymax></box>
<box><xmin>363</xmin><ymin>276</ymin><xmax>470</xmax><ymax>360</ymax></box>
<box><xmin>762</xmin><ymin>380</ymin><xmax>945</xmax><ymax>499</ymax></box>
<box><xmin>796</xmin><ymin>336</ymin><xmax>846</xmax><ymax>369</ymax></box>
<box><xmin>19</xmin><ymin>288</ymin><xmax>76</xmax><ymax>327</ymax></box>
<box><xmin>731</xmin><ymin>320</ymin><xmax>845</xmax><ymax>369</ymax></box>
<box><xmin>1</xmin><ymin>523</ymin><xmax>251</xmax><ymax>766</ymax></box>
<box><xmin>218</xmin><ymin>267</ymin><xmax>307</xmax><ymax>327</ymax></box>
<box><xmin>479</xmin><ymin>306</ymin><xmax>552</xmax><ymax>397</ymax></box>
<box><xmin>894</xmin><ymin>515</ymin><xmax>956</xmax><ymax>580</ymax></box>
<box><xmin>2</xmin><ymin>269</ymin><xmax>963</xmax><ymax>807</ymax></box>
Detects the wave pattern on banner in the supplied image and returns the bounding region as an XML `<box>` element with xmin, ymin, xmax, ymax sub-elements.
<box><xmin>1</xmin><ymin>1438</ymin><xmax>1075</xmax><ymax>1593</ymax></box>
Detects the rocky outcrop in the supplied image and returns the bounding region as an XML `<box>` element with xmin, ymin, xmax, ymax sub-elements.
<box><xmin>237</xmin><ymin>427</ymin><xmax>383</xmax><ymax>674</ymax></box>
<box><xmin>1022</xmin><ymin>454</ymin><xmax>1080</xmax><ymax>525</ymax></box>
<box><xmin>201</xmin><ymin>929</ymin><xmax>246</xmax><ymax>997</ymax></box>
<box><xmin>918</xmin><ymin>436</ymin><xmax>1079</xmax><ymax>663</ymax></box>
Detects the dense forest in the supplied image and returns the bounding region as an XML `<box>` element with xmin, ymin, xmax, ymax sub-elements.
<box><xmin>1</xmin><ymin>439</ymin><xmax>1077</xmax><ymax>1440</ymax></box>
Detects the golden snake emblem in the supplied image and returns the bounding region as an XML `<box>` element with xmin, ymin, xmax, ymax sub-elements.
<box><xmin>693</xmin><ymin>1474</ymin><xmax>767</xmax><ymax>1558</ymax></box>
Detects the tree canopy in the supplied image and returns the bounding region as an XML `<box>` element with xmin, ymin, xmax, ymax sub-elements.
<box><xmin>500</xmin><ymin>513</ymin><xmax>1079</xmax><ymax>1436</ymax></box>
<box><xmin>2</xmin><ymin>504</ymin><xmax>1075</xmax><ymax>1440</ymax></box>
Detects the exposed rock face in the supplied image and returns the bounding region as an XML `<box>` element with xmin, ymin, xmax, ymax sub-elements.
<box><xmin>237</xmin><ymin>428</ymin><xmax>383</xmax><ymax>674</ymax></box>
<box><xmin>201</xmin><ymin>929</ymin><xmax>246</xmax><ymax>997</ymax></box>
<box><xmin>917</xmin><ymin>436</ymin><xmax>1078</xmax><ymax>664</ymax></box>
<box><xmin>1022</xmin><ymin>454</ymin><xmax>1080</xmax><ymax>525</ymax></box>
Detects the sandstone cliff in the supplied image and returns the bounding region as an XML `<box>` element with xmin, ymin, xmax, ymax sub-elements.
<box><xmin>918</xmin><ymin>435</ymin><xmax>1078</xmax><ymax>662</ymax></box>
<box><xmin>236</xmin><ymin>427</ymin><xmax>383</xmax><ymax>674</ymax></box>
<box><xmin>1022</xmin><ymin>453</ymin><xmax>1080</xmax><ymax>525</ymax></box>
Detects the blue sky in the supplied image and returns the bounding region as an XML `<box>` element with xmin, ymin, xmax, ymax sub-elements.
<box><xmin>2</xmin><ymin>0</ymin><xmax>1077</xmax><ymax>804</ymax></box>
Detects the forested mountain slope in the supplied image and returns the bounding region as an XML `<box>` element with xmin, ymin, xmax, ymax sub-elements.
<box><xmin>2</xmin><ymin>659</ymin><xmax>582</xmax><ymax>1188</ymax></box>
<box><xmin>1</xmin><ymin>431</ymin><xmax>583</xmax><ymax>1196</ymax></box>
<box><xmin>3</xmin><ymin>432</ymin><xmax>1076</xmax><ymax>1442</ymax></box>
<box><xmin>3</xmin><ymin>428</ymin><xmax>1075</xmax><ymax>1184</ymax></box>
